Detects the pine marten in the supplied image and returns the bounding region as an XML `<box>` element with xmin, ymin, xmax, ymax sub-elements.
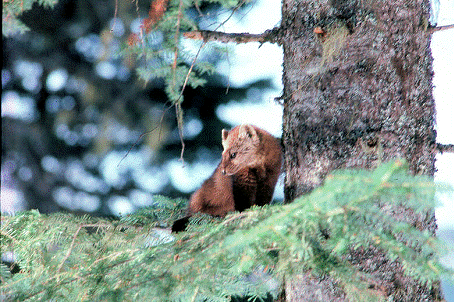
<box><xmin>172</xmin><ymin>124</ymin><xmax>282</xmax><ymax>232</ymax></box>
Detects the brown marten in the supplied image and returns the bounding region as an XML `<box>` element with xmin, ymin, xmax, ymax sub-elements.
<box><xmin>172</xmin><ymin>124</ymin><xmax>282</xmax><ymax>232</ymax></box>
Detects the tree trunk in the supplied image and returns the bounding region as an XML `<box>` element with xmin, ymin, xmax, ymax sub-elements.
<box><xmin>281</xmin><ymin>0</ymin><xmax>442</xmax><ymax>300</ymax></box>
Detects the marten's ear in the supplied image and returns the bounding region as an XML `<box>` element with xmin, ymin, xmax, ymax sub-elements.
<box><xmin>222</xmin><ymin>129</ymin><xmax>229</xmax><ymax>141</ymax></box>
<box><xmin>222</xmin><ymin>129</ymin><xmax>229</xmax><ymax>149</ymax></box>
<box><xmin>239</xmin><ymin>125</ymin><xmax>258</xmax><ymax>141</ymax></box>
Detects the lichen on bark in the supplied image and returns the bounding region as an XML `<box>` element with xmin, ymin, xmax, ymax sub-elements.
<box><xmin>281</xmin><ymin>0</ymin><xmax>441</xmax><ymax>300</ymax></box>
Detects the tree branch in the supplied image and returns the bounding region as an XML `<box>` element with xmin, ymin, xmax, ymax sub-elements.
<box><xmin>436</xmin><ymin>143</ymin><xmax>454</xmax><ymax>154</ymax></box>
<box><xmin>427</xmin><ymin>24</ymin><xmax>454</xmax><ymax>34</ymax></box>
<box><xmin>183</xmin><ymin>27</ymin><xmax>281</xmax><ymax>44</ymax></box>
<box><xmin>183</xmin><ymin>23</ymin><xmax>453</xmax><ymax>44</ymax></box>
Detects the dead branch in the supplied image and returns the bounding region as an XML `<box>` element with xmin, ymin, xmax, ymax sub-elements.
<box><xmin>183</xmin><ymin>27</ymin><xmax>281</xmax><ymax>44</ymax></box>
<box><xmin>436</xmin><ymin>143</ymin><xmax>454</xmax><ymax>154</ymax></box>
<box><xmin>427</xmin><ymin>24</ymin><xmax>454</xmax><ymax>34</ymax></box>
<box><xmin>183</xmin><ymin>23</ymin><xmax>453</xmax><ymax>44</ymax></box>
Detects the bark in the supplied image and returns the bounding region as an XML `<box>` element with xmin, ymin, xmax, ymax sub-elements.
<box><xmin>281</xmin><ymin>0</ymin><xmax>441</xmax><ymax>300</ymax></box>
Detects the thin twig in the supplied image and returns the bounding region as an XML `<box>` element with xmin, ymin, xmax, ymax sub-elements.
<box><xmin>172</xmin><ymin>1</ymin><xmax>183</xmax><ymax>72</ymax></box>
<box><xmin>27</xmin><ymin>251</ymin><xmax>140</xmax><ymax>300</ymax></box>
<box><xmin>436</xmin><ymin>143</ymin><xmax>454</xmax><ymax>154</ymax></box>
<box><xmin>171</xmin><ymin>0</ymin><xmax>249</xmax><ymax>161</ymax></box>
<box><xmin>194</xmin><ymin>1</ymin><xmax>203</xmax><ymax>17</ymax></box>
<box><xmin>129</xmin><ymin>0</ymin><xmax>251</xmax><ymax>162</ymax></box>
<box><xmin>117</xmin><ymin>104</ymin><xmax>174</xmax><ymax>167</ymax></box>
<box><xmin>191</xmin><ymin>285</ymin><xmax>200</xmax><ymax>302</ymax></box>
<box><xmin>428</xmin><ymin>24</ymin><xmax>454</xmax><ymax>34</ymax></box>
<box><xmin>221</xmin><ymin>211</ymin><xmax>250</xmax><ymax>226</ymax></box>
<box><xmin>90</xmin><ymin>249</ymin><xmax>140</xmax><ymax>268</ymax></box>
<box><xmin>111</xmin><ymin>0</ymin><xmax>118</xmax><ymax>33</ymax></box>
<box><xmin>175</xmin><ymin>41</ymin><xmax>207</xmax><ymax>103</ymax></box>
<box><xmin>158</xmin><ymin>102</ymin><xmax>175</xmax><ymax>141</ymax></box>
<box><xmin>173</xmin><ymin>0</ymin><xmax>186</xmax><ymax>161</ymax></box>
<box><xmin>214</xmin><ymin>0</ymin><xmax>247</xmax><ymax>31</ymax></box>
<box><xmin>117</xmin><ymin>131</ymin><xmax>152</xmax><ymax>167</ymax></box>
<box><xmin>176</xmin><ymin>103</ymin><xmax>186</xmax><ymax>163</ymax></box>
<box><xmin>56</xmin><ymin>224</ymin><xmax>111</xmax><ymax>273</ymax></box>
<box><xmin>57</xmin><ymin>225</ymin><xmax>83</xmax><ymax>273</ymax></box>
<box><xmin>167</xmin><ymin>37</ymin><xmax>205</xmax><ymax>162</ymax></box>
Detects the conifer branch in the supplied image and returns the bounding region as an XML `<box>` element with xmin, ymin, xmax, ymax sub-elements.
<box><xmin>2</xmin><ymin>165</ymin><xmax>453</xmax><ymax>301</ymax></box>
<box><xmin>1</xmin><ymin>229</ymin><xmax>18</xmax><ymax>243</ymax></box>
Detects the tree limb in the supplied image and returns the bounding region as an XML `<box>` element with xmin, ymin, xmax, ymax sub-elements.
<box><xmin>183</xmin><ymin>23</ymin><xmax>454</xmax><ymax>44</ymax></box>
<box><xmin>436</xmin><ymin>143</ymin><xmax>454</xmax><ymax>154</ymax></box>
<box><xmin>183</xmin><ymin>27</ymin><xmax>281</xmax><ymax>44</ymax></box>
<box><xmin>427</xmin><ymin>24</ymin><xmax>454</xmax><ymax>34</ymax></box>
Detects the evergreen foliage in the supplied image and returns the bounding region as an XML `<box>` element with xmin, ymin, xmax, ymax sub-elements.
<box><xmin>1</xmin><ymin>160</ymin><xmax>453</xmax><ymax>301</ymax></box>
<box><xmin>2</xmin><ymin>0</ymin><xmax>58</xmax><ymax>36</ymax></box>
<box><xmin>2</xmin><ymin>0</ymin><xmax>248</xmax><ymax>154</ymax></box>
<box><xmin>119</xmin><ymin>0</ymin><xmax>252</xmax><ymax>152</ymax></box>
<box><xmin>2</xmin><ymin>0</ymin><xmax>246</xmax><ymax>103</ymax></box>
<box><xmin>122</xmin><ymin>0</ymin><xmax>247</xmax><ymax>103</ymax></box>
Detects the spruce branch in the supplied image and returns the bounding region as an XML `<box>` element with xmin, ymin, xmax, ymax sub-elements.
<box><xmin>120</xmin><ymin>0</ymin><xmax>254</xmax><ymax>162</ymax></box>
<box><xmin>2</xmin><ymin>162</ymin><xmax>453</xmax><ymax>301</ymax></box>
<box><xmin>2</xmin><ymin>0</ymin><xmax>59</xmax><ymax>36</ymax></box>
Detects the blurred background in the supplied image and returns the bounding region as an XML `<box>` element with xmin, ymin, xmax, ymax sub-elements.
<box><xmin>2</xmin><ymin>0</ymin><xmax>285</xmax><ymax>217</ymax></box>
<box><xmin>1</xmin><ymin>0</ymin><xmax>453</xmax><ymax>298</ymax></box>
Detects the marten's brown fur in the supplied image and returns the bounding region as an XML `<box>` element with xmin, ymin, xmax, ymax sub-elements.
<box><xmin>186</xmin><ymin>165</ymin><xmax>235</xmax><ymax>216</ymax></box>
<box><xmin>188</xmin><ymin>124</ymin><xmax>282</xmax><ymax>216</ymax></box>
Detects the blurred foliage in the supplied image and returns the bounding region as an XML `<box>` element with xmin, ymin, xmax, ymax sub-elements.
<box><xmin>2</xmin><ymin>0</ymin><xmax>271</xmax><ymax>216</ymax></box>
<box><xmin>1</xmin><ymin>160</ymin><xmax>453</xmax><ymax>301</ymax></box>
<box><xmin>120</xmin><ymin>0</ymin><xmax>253</xmax><ymax>152</ymax></box>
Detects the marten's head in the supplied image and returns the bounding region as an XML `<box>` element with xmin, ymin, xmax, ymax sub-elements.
<box><xmin>220</xmin><ymin>124</ymin><xmax>261</xmax><ymax>175</ymax></box>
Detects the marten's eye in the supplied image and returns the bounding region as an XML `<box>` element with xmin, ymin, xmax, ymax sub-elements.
<box><xmin>230</xmin><ymin>152</ymin><xmax>237</xmax><ymax>159</ymax></box>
